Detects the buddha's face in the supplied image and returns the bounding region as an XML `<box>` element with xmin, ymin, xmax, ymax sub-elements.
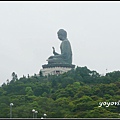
<box><xmin>57</xmin><ymin>31</ymin><xmax>66</xmax><ymax>41</ymax></box>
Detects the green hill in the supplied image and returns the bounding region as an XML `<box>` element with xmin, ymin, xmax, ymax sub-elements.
<box><xmin>0</xmin><ymin>66</ymin><xmax>120</xmax><ymax>118</ymax></box>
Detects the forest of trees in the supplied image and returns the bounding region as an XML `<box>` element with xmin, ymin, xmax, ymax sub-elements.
<box><xmin>0</xmin><ymin>66</ymin><xmax>120</xmax><ymax>118</ymax></box>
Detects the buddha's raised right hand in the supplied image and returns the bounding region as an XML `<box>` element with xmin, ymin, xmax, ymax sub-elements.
<box><xmin>52</xmin><ymin>47</ymin><xmax>55</xmax><ymax>54</ymax></box>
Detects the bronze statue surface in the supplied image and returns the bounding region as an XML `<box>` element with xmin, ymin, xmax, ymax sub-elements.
<box><xmin>47</xmin><ymin>29</ymin><xmax>73</xmax><ymax>65</ymax></box>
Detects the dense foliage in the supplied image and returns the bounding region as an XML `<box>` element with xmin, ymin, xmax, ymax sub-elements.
<box><xmin>0</xmin><ymin>66</ymin><xmax>120</xmax><ymax>118</ymax></box>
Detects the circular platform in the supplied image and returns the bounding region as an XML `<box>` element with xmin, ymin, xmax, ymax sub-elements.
<box><xmin>42</xmin><ymin>63</ymin><xmax>75</xmax><ymax>68</ymax></box>
<box><xmin>41</xmin><ymin>64</ymin><xmax>75</xmax><ymax>76</ymax></box>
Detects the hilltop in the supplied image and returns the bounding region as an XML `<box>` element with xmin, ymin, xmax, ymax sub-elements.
<box><xmin>0</xmin><ymin>66</ymin><xmax>120</xmax><ymax>118</ymax></box>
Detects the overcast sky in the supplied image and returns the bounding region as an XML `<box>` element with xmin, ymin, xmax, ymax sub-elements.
<box><xmin>0</xmin><ymin>1</ymin><xmax>120</xmax><ymax>85</ymax></box>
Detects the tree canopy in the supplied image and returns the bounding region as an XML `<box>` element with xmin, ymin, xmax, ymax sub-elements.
<box><xmin>0</xmin><ymin>66</ymin><xmax>120</xmax><ymax>118</ymax></box>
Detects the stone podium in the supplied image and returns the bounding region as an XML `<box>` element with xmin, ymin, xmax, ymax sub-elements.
<box><xmin>41</xmin><ymin>63</ymin><xmax>75</xmax><ymax>76</ymax></box>
<box><xmin>40</xmin><ymin>29</ymin><xmax>75</xmax><ymax>76</ymax></box>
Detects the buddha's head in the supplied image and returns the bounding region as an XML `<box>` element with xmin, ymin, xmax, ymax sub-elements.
<box><xmin>57</xmin><ymin>29</ymin><xmax>67</xmax><ymax>41</ymax></box>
